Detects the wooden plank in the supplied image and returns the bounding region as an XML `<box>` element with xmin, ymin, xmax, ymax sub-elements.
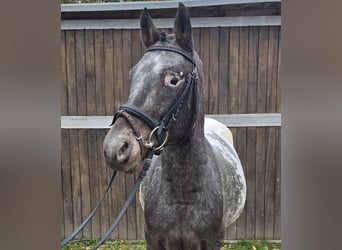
<box><xmin>75</xmin><ymin>30</ymin><xmax>87</xmax><ymax>115</ymax></box>
<box><xmin>113</xmin><ymin>29</ymin><xmax>124</xmax><ymax>112</ymax></box>
<box><xmin>246</xmin><ymin>127</ymin><xmax>256</xmax><ymax>239</ymax></box>
<box><xmin>96</xmin><ymin>130</ymin><xmax>110</xmax><ymax>237</ymax></box>
<box><xmin>255</xmin><ymin>127</ymin><xmax>266</xmax><ymax>239</ymax></box>
<box><xmin>199</xmin><ymin>28</ymin><xmax>210</xmax><ymax>113</ymax></box>
<box><xmin>61</xmin><ymin>16</ymin><xmax>281</xmax><ymax>30</ymax></box>
<box><xmin>218</xmin><ymin>27</ymin><xmax>229</xmax><ymax>114</ymax></box>
<box><xmin>264</xmin><ymin>127</ymin><xmax>276</xmax><ymax>239</ymax></box>
<box><xmin>78</xmin><ymin>129</ymin><xmax>91</xmax><ymax>238</ymax></box>
<box><xmin>95</xmin><ymin>30</ymin><xmax>106</xmax><ymax>115</ymax></box>
<box><xmin>61</xmin><ymin>31</ymin><xmax>68</xmax><ymax>116</ymax></box>
<box><xmin>117</xmin><ymin>172</ymin><xmax>128</xmax><ymax>239</ymax></box>
<box><xmin>192</xmin><ymin>28</ymin><xmax>201</xmax><ymax>54</ymax></box>
<box><xmin>131</xmin><ymin>29</ymin><xmax>142</xmax><ymax>67</ymax></box>
<box><xmin>257</xmin><ymin>26</ymin><xmax>269</xmax><ymax>113</ymax></box>
<box><xmin>238</xmin><ymin>27</ymin><xmax>248</xmax><ymax>114</ymax></box>
<box><xmin>122</xmin><ymin>30</ymin><xmax>132</xmax><ymax>102</ymax></box>
<box><xmin>228</xmin><ymin>27</ymin><xmax>239</xmax><ymax>114</ymax></box>
<box><xmin>104</xmin><ymin>29</ymin><xmax>115</xmax><ymax>115</ymax></box>
<box><xmin>126</xmin><ymin>173</ymin><xmax>137</xmax><ymax>239</ymax></box>
<box><xmin>236</xmin><ymin>127</ymin><xmax>247</xmax><ymax>239</ymax></box>
<box><xmin>247</xmin><ymin>27</ymin><xmax>258</xmax><ymax>113</ymax></box>
<box><xmin>266</xmin><ymin>26</ymin><xmax>278</xmax><ymax>113</ymax></box>
<box><xmin>69</xmin><ymin>130</ymin><xmax>82</xmax><ymax>239</ymax></box>
<box><xmin>87</xmin><ymin>129</ymin><xmax>100</xmax><ymax>238</ymax></box>
<box><xmin>61</xmin><ymin>1</ymin><xmax>281</xmax><ymax>13</ymax></box>
<box><xmin>65</xmin><ymin>30</ymin><xmax>77</xmax><ymax>115</ymax></box>
<box><xmin>208</xmin><ymin>27</ymin><xmax>219</xmax><ymax>114</ymax></box>
<box><xmin>85</xmin><ymin>30</ymin><xmax>96</xmax><ymax>115</ymax></box>
<box><xmin>273</xmin><ymin>127</ymin><xmax>281</xmax><ymax>239</ymax></box>
<box><xmin>61</xmin><ymin>113</ymin><xmax>282</xmax><ymax>129</ymax></box>
<box><xmin>276</xmin><ymin>28</ymin><xmax>281</xmax><ymax>113</ymax></box>
<box><xmin>61</xmin><ymin>130</ymin><xmax>73</xmax><ymax>236</ymax></box>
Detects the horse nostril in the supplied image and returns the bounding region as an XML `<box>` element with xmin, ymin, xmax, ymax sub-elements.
<box><xmin>116</xmin><ymin>141</ymin><xmax>131</xmax><ymax>163</ymax></box>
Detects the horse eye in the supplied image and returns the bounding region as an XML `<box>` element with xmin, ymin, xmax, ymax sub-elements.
<box><xmin>170</xmin><ymin>78</ymin><xmax>179</xmax><ymax>85</ymax></box>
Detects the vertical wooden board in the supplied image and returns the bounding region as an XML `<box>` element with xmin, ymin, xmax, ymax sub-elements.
<box><xmin>61</xmin><ymin>130</ymin><xmax>73</xmax><ymax>236</ymax></box>
<box><xmin>257</xmin><ymin>27</ymin><xmax>269</xmax><ymax>113</ymax></box>
<box><xmin>228</xmin><ymin>27</ymin><xmax>239</xmax><ymax>114</ymax></box>
<box><xmin>75</xmin><ymin>31</ymin><xmax>87</xmax><ymax>116</ymax></box>
<box><xmin>266</xmin><ymin>27</ymin><xmax>279</xmax><ymax>113</ymax></box>
<box><xmin>61</xmin><ymin>31</ymin><xmax>68</xmax><ymax>116</ymax></box>
<box><xmin>246</xmin><ymin>127</ymin><xmax>256</xmax><ymax>239</ymax></box>
<box><xmin>255</xmin><ymin>127</ymin><xmax>266</xmax><ymax>239</ymax></box>
<box><xmin>96</xmin><ymin>130</ymin><xmax>110</xmax><ymax>237</ymax></box>
<box><xmin>208</xmin><ymin>27</ymin><xmax>219</xmax><ymax>114</ymax></box>
<box><xmin>122</xmin><ymin>30</ymin><xmax>132</xmax><ymax>103</ymax></box>
<box><xmin>199</xmin><ymin>28</ymin><xmax>210</xmax><ymax>113</ymax></box>
<box><xmin>87</xmin><ymin>129</ymin><xmax>100</xmax><ymax>238</ymax></box>
<box><xmin>108</xmin><ymin>158</ymin><xmax>119</xmax><ymax>239</ymax></box>
<box><xmin>126</xmin><ymin>173</ymin><xmax>137</xmax><ymax>240</ymax></box>
<box><xmin>131</xmin><ymin>29</ymin><xmax>142</xmax><ymax>66</ymax></box>
<box><xmin>264</xmin><ymin>127</ymin><xmax>276</xmax><ymax>239</ymax></box>
<box><xmin>276</xmin><ymin>29</ymin><xmax>281</xmax><ymax>113</ymax></box>
<box><xmin>274</xmin><ymin>127</ymin><xmax>281</xmax><ymax>239</ymax></box>
<box><xmin>65</xmin><ymin>31</ymin><xmax>77</xmax><ymax>115</ymax></box>
<box><xmin>113</xmin><ymin>30</ymin><xmax>124</xmax><ymax>111</ymax></box>
<box><xmin>117</xmin><ymin>171</ymin><xmax>128</xmax><ymax>239</ymax></box>
<box><xmin>236</xmin><ymin>127</ymin><xmax>247</xmax><ymax>239</ymax></box>
<box><xmin>95</xmin><ymin>30</ymin><xmax>106</xmax><ymax>115</ymax></box>
<box><xmin>238</xmin><ymin>27</ymin><xmax>248</xmax><ymax>114</ymax></box>
<box><xmin>247</xmin><ymin>27</ymin><xmax>258</xmax><ymax>114</ymax></box>
<box><xmin>104</xmin><ymin>30</ymin><xmax>115</xmax><ymax>115</ymax></box>
<box><xmin>218</xmin><ymin>27</ymin><xmax>229</xmax><ymax>114</ymax></box>
<box><xmin>78</xmin><ymin>129</ymin><xmax>91</xmax><ymax>238</ymax></box>
<box><xmin>192</xmin><ymin>28</ymin><xmax>200</xmax><ymax>54</ymax></box>
<box><xmin>69</xmin><ymin>130</ymin><xmax>82</xmax><ymax>239</ymax></box>
<box><xmin>85</xmin><ymin>30</ymin><xmax>96</xmax><ymax>115</ymax></box>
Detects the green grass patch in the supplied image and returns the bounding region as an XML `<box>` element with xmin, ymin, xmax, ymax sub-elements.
<box><xmin>63</xmin><ymin>239</ymin><xmax>280</xmax><ymax>250</ymax></box>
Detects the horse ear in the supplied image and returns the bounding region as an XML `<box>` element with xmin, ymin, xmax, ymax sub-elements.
<box><xmin>174</xmin><ymin>2</ymin><xmax>193</xmax><ymax>51</ymax></box>
<box><xmin>140</xmin><ymin>8</ymin><xmax>160</xmax><ymax>48</ymax></box>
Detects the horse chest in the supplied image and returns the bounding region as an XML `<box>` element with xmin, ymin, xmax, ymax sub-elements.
<box><xmin>143</xmin><ymin>173</ymin><xmax>223</xmax><ymax>234</ymax></box>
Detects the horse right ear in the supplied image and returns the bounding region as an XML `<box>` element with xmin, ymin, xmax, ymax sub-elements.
<box><xmin>140</xmin><ymin>8</ymin><xmax>160</xmax><ymax>48</ymax></box>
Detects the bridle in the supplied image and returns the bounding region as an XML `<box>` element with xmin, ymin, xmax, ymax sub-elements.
<box><xmin>111</xmin><ymin>44</ymin><xmax>198</xmax><ymax>155</ymax></box>
<box><xmin>61</xmin><ymin>44</ymin><xmax>198</xmax><ymax>249</ymax></box>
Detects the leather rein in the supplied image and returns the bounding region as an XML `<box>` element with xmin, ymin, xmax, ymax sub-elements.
<box><xmin>61</xmin><ymin>44</ymin><xmax>198</xmax><ymax>249</ymax></box>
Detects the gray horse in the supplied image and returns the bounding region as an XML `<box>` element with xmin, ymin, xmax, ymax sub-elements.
<box><xmin>103</xmin><ymin>3</ymin><xmax>246</xmax><ymax>249</ymax></box>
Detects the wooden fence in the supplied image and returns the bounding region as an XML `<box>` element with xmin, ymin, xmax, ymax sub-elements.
<box><xmin>61</xmin><ymin>0</ymin><xmax>281</xmax><ymax>241</ymax></box>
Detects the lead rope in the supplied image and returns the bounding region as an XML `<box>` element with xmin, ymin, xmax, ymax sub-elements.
<box><xmin>61</xmin><ymin>170</ymin><xmax>117</xmax><ymax>248</ymax></box>
<box><xmin>91</xmin><ymin>147</ymin><xmax>156</xmax><ymax>250</ymax></box>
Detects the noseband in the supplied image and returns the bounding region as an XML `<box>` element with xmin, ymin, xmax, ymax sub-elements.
<box><xmin>111</xmin><ymin>45</ymin><xmax>198</xmax><ymax>155</ymax></box>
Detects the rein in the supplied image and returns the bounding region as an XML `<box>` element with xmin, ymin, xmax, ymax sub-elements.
<box><xmin>61</xmin><ymin>45</ymin><xmax>197</xmax><ymax>249</ymax></box>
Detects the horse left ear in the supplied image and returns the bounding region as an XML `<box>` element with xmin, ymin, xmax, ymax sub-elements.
<box><xmin>140</xmin><ymin>8</ymin><xmax>160</xmax><ymax>48</ymax></box>
<box><xmin>174</xmin><ymin>2</ymin><xmax>193</xmax><ymax>51</ymax></box>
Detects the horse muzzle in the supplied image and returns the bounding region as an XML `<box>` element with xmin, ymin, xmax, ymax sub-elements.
<box><xmin>103</xmin><ymin>126</ymin><xmax>142</xmax><ymax>173</ymax></box>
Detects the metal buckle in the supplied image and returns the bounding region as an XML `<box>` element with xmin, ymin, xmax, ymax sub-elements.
<box><xmin>144</xmin><ymin>126</ymin><xmax>169</xmax><ymax>151</ymax></box>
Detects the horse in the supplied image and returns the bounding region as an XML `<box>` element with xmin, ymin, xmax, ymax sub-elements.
<box><xmin>103</xmin><ymin>3</ymin><xmax>246</xmax><ymax>249</ymax></box>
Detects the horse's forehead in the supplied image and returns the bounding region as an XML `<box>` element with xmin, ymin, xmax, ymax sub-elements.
<box><xmin>133</xmin><ymin>51</ymin><xmax>182</xmax><ymax>76</ymax></box>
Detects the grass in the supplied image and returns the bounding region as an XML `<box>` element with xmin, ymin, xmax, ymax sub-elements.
<box><xmin>62</xmin><ymin>239</ymin><xmax>281</xmax><ymax>250</ymax></box>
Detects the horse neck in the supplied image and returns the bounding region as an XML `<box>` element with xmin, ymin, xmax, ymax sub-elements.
<box><xmin>160</xmin><ymin>118</ymin><xmax>208</xmax><ymax>187</ymax></box>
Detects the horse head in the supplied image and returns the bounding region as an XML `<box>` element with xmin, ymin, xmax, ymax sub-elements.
<box><xmin>103</xmin><ymin>3</ymin><xmax>204</xmax><ymax>173</ymax></box>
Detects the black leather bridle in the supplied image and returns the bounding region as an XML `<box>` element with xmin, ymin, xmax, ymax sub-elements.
<box><xmin>111</xmin><ymin>45</ymin><xmax>198</xmax><ymax>155</ymax></box>
<box><xmin>61</xmin><ymin>44</ymin><xmax>198</xmax><ymax>249</ymax></box>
